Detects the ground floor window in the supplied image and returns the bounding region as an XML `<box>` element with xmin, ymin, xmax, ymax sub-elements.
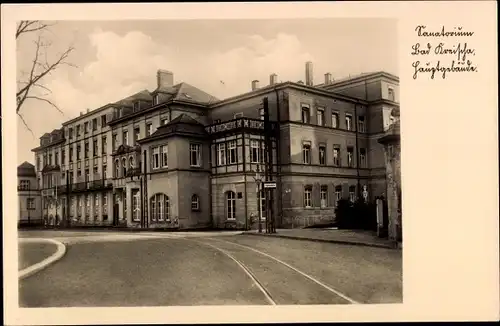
<box><xmin>27</xmin><ymin>198</ymin><xmax>35</xmax><ymax>210</ymax></box>
<box><xmin>257</xmin><ymin>190</ymin><xmax>266</xmax><ymax>219</ymax></box>
<box><xmin>132</xmin><ymin>189</ymin><xmax>140</xmax><ymax>221</ymax></box>
<box><xmin>150</xmin><ymin>193</ymin><xmax>170</xmax><ymax>221</ymax></box>
<box><xmin>94</xmin><ymin>194</ymin><xmax>99</xmax><ymax>216</ymax></box>
<box><xmin>349</xmin><ymin>185</ymin><xmax>356</xmax><ymax>203</ymax></box>
<box><xmin>335</xmin><ymin>186</ymin><xmax>342</xmax><ymax>205</ymax></box>
<box><xmin>226</xmin><ymin>191</ymin><xmax>236</xmax><ymax>220</ymax></box>
<box><xmin>320</xmin><ymin>185</ymin><xmax>328</xmax><ymax>208</ymax></box>
<box><xmin>304</xmin><ymin>186</ymin><xmax>312</xmax><ymax>208</ymax></box>
<box><xmin>191</xmin><ymin>194</ymin><xmax>200</xmax><ymax>211</ymax></box>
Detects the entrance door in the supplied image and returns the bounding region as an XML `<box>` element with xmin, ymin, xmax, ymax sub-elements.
<box><xmin>113</xmin><ymin>193</ymin><xmax>119</xmax><ymax>226</ymax></box>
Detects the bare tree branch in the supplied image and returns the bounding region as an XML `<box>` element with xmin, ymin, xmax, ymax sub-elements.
<box><xmin>16</xmin><ymin>20</ymin><xmax>76</xmax><ymax>132</ymax></box>
<box><xmin>17</xmin><ymin>112</ymin><xmax>35</xmax><ymax>137</ymax></box>
<box><xmin>25</xmin><ymin>96</ymin><xmax>65</xmax><ymax>116</ymax></box>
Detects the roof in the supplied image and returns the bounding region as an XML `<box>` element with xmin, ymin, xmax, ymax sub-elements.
<box><xmin>139</xmin><ymin>113</ymin><xmax>207</xmax><ymax>143</ymax></box>
<box><xmin>114</xmin><ymin>89</ymin><xmax>152</xmax><ymax>106</ymax></box>
<box><xmin>17</xmin><ymin>161</ymin><xmax>36</xmax><ymax>176</ymax></box>
<box><xmin>155</xmin><ymin>82</ymin><xmax>219</xmax><ymax>105</ymax></box>
<box><xmin>316</xmin><ymin>71</ymin><xmax>399</xmax><ymax>88</ymax></box>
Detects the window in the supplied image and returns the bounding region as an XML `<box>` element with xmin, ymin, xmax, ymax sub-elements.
<box><xmin>132</xmin><ymin>189</ymin><xmax>140</xmax><ymax>221</ymax></box>
<box><xmin>76</xmin><ymin>145</ymin><xmax>81</xmax><ymax>160</ymax></box>
<box><xmin>36</xmin><ymin>156</ymin><xmax>41</xmax><ymax>170</ymax></box>
<box><xmin>191</xmin><ymin>194</ymin><xmax>200</xmax><ymax>211</ymax></box>
<box><xmin>102</xmin><ymin>136</ymin><xmax>107</xmax><ymax>154</ymax></box>
<box><xmin>92</xmin><ymin>118</ymin><xmax>98</xmax><ymax>131</ymax></box>
<box><xmin>55</xmin><ymin>152</ymin><xmax>59</xmax><ymax>165</ymax></box>
<box><xmin>103</xmin><ymin>194</ymin><xmax>108</xmax><ymax>216</ymax></box>
<box><xmin>333</xmin><ymin>146</ymin><xmax>340</xmax><ymax>166</ymax></box>
<box><xmin>129</xmin><ymin>156</ymin><xmax>135</xmax><ymax>169</ymax></box>
<box><xmin>349</xmin><ymin>185</ymin><xmax>356</xmax><ymax>202</ymax></box>
<box><xmin>190</xmin><ymin>143</ymin><xmax>201</xmax><ymax>166</ymax></box>
<box><xmin>319</xmin><ymin>145</ymin><xmax>326</xmax><ymax>165</ymax></box>
<box><xmin>359</xmin><ymin>148</ymin><xmax>367</xmax><ymax>168</ymax></box>
<box><xmin>161</xmin><ymin>145</ymin><xmax>168</xmax><ymax>168</ymax></box>
<box><xmin>227</xmin><ymin>141</ymin><xmax>237</xmax><ymax>164</ymax></box>
<box><xmin>259</xmin><ymin>108</ymin><xmax>265</xmax><ymax>120</ymax></box>
<box><xmin>69</xmin><ymin>147</ymin><xmax>74</xmax><ymax>162</ymax></box>
<box><xmin>49</xmin><ymin>153</ymin><xmax>52</xmax><ymax>165</ymax></box>
<box><xmin>94</xmin><ymin>194</ymin><xmax>99</xmax><ymax>216</ymax></box>
<box><xmin>122</xmin><ymin>158</ymin><xmax>127</xmax><ymax>176</ymax></box>
<box><xmin>123</xmin><ymin>130</ymin><xmax>129</xmax><ymax>146</ymax></box>
<box><xmin>101</xmin><ymin>115</ymin><xmax>107</xmax><ymax>126</ymax></box>
<box><xmin>19</xmin><ymin>180</ymin><xmax>30</xmax><ymax>190</ymax></box>
<box><xmin>347</xmin><ymin>147</ymin><xmax>354</xmax><ymax>167</ymax></box>
<box><xmin>214</xmin><ymin>119</ymin><xmax>221</xmax><ymax>124</ymax></box>
<box><xmin>114</xmin><ymin>159</ymin><xmax>120</xmax><ymax>178</ymax></box>
<box><xmin>150</xmin><ymin>194</ymin><xmax>170</xmax><ymax>221</ymax></box>
<box><xmin>76</xmin><ymin>125</ymin><xmax>81</xmax><ymax>136</ymax></box>
<box><xmin>152</xmin><ymin>146</ymin><xmax>160</xmax><ymax>169</ymax></box>
<box><xmin>102</xmin><ymin>165</ymin><xmax>107</xmax><ymax>179</ymax></box>
<box><xmin>133</xmin><ymin>102</ymin><xmax>140</xmax><ymax>112</ymax></box>
<box><xmin>93</xmin><ymin>139</ymin><xmax>98</xmax><ymax>157</ymax></box>
<box><xmin>86</xmin><ymin>195</ymin><xmax>91</xmax><ymax>216</ymax></box>
<box><xmin>69</xmin><ymin>128</ymin><xmax>73</xmax><ymax>139</ymax></box>
<box><xmin>257</xmin><ymin>190</ymin><xmax>266</xmax><ymax>219</ymax></box>
<box><xmin>304</xmin><ymin>186</ymin><xmax>312</xmax><ymax>208</ymax></box>
<box><xmin>84</xmin><ymin>122</ymin><xmax>89</xmax><ymax>134</ymax></box>
<box><xmin>61</xmin><ymin>150</ymin><xmax>65</xmax><ymax>165</ymax></box>
<box><xmin>388</xmin><ymin>87</ymin><xmax>395</xmax><ymax>101</ymax></box>
<box><xmin>335</xmin><ymin>186</ymin><xmax>342</xmax><ymax>205</ymax></box>
<box><xmin>301</xmin><ymin>106</ymin><xmax>310</xmax><ymax>123</ymax></box>
<box><xmin>85</xmin><ymin>169</ymin><xmax>90</xmax><ymax>183</ymax></box>
<box><xmin>234</xmin><ymin>112</ymin><xmax>243</xmax><ymax>119</ymax></box>
<box><xmin>250</xmin><ymin>140</ymin><xmax>260</xmax><ymax>163</ymax></box>
<box><xmin>84</xmin><ymin>142</ymin><xmax>89</xmax><ymax>159</ymax></box>
<box><xmin>134</xmin><ymin>127</ymin><xmax>140</xmax><ymax>143</ymax></box>
<box><xmin>320</xmin><ymin>185</ymin><xmax>328</xmax><ymax>208</ymax></box>
<box><xmin>317</xmin><ymin>107</ymin><xmax>325</xmax><ymax>126</ymax></box>
<box><xmin>358</xmin><ymin>116</ymin><xmax>366</xmax><ymax>133</ymax></box>
<box><xmin>77</xmin><ymin>197</ymin><xmax>82</xmax><ymax>216</ymax></box>
<box><xmin>146</xmin><ymin>123</ymin><xmax>153</xmax><ymax>137</ymax></box>
<box><xmin>160</xmin><ymin>117</ymin><xmax>169</xmax><ymax>126</ymax></box>
<box><xmin>112</xmin><ymin>134</ymin><xmax>118</xmax><ymax>151</ymax></box>
<box><xmin>302</xmin><ymin>142</ymin><xmax>311</xmax><ymax>164</ymax></box>
<box><xmin>27</xmin><ymin>198</ymin><xmax>35</xmax><ymax>210</ymax></box>
<box><xmin>226</xmin><ymin>191</ymin><xmax>236</xmax><ymax>220</ymax></box>
<box><xmin>217</xmin><ymin>143</ymin><xmax>226</xmax><ymax>166</ymax></box>
<box><xmin>346</xmin><ymin>114</ymin><xmax>353</xmax><ymax>131</ymax></box>
<box><xmin>154</xmin><ymin>94</ymin><xmax>159</xmax><ymax>105</ymax></box>
<box><xmin>93</xmin><ymin>166</ymin><xmax>98</xmax><ymax>177</ymax></box>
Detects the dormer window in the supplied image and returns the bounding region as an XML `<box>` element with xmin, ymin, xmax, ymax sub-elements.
<box><xmin>153</xmin><ymin>94</ymin><xmax>160</xmax><ymax>105</ymax></box>
<box><xmin>183</xmin><ymin>93</ymin><xmax>192</xmax><ymax>100</ymax></box>
<box><xmin>133</xmin><ymin>101</ymin><xmax>140</xmax><ymax>112</ymax></box>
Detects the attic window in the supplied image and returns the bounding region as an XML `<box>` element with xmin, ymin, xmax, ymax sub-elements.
<box><xmin>153</xmin><ymin>94</ymin><xmax>159</xmax><ymax>105</ymax></box>
<box><xmin>133</xmin><ymin>102</ymin><xmax>140</xmax><ymax>111</ymax></box>
<box><xmin>183</xmin><ymin>93</ymin><xmax>192</xmax><ymax>99</ymax></box>
<box><xmin>234</xmin><ymin>113</ymin><xmax>243</xmax><ymax>119</ymax></box>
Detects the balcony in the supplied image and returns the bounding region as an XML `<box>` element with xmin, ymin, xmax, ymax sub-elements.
<box><xmin>61</xmin><ymin>179</ymin><xmax>114</xmax><ymax>193</ymax></box>
<box><xmin>126</xmin><ymin>168</ymin><xmax>142</xmax><ymax>177</ymax></box>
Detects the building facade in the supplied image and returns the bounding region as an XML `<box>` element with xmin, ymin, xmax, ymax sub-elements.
<box><xmin>30</xmin><ymin>64</ymin><xmax>400</xmax><ymax>231</ymax></box>
<box><xmin>17</xmin><ymin>162</ymin><xmax>42</xmax><ymax>226</ymax></box>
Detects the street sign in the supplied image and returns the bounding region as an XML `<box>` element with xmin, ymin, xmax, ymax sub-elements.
<box><xmin>263</xmin><ymin>182</ymin><xmax>276</xmax><ymax>189</ymax></box>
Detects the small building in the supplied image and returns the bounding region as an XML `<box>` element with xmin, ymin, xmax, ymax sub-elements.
<box><xmin>17</xmin><ymin>162</ymin><xmax>42</xmax><ymax>226</ymax></box>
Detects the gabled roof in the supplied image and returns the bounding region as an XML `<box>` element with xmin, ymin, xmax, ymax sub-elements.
<box><xmin>18</xmin><ymin>161</ymin><xmax>35</xmax><ymax>169</ymax></box>
<box><xmin>114</xmin><ymin>89</ymin><xmax>152</xmax><ymax>107</ymax></box>
<box><xmin>18</xmin><ymin>161</ymin><xmax>37</xmax><ymax>177</ymax></box>
<box><xmin>139</xmin><ymin>113</ymin><xmax>207</xmax><ymax>143</ymax></box>
<box><xmin>172</xmin><ymin>82</ymin><xmax>219</xmax><ymax>104</ymax></box>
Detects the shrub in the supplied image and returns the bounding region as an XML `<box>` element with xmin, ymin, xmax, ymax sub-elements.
<box><xmin>335</xmin><ymin>198</ymin><xmax>377</xmax><ymax>231</ymax></box>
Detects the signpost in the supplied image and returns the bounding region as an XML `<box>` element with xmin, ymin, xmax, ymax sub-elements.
<box><xmin>263</xmin><ymin>182</ymin><xmax>276</xmax><ymax>189</ymax></box>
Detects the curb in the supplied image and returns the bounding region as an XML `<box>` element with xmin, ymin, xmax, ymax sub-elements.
<box><xmin>242</xmin><ymin>232</ymin><xmax>398</xmax><ymax>250</ymax></box>
<box><xmin>19</xmin><ymin>238</ymin><xmax>67</xmax><ymax>280</ymax></box>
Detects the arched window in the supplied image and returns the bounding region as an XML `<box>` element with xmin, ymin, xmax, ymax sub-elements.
<box><xmin>191</xmin><ymin>194</ymin><xmax>200</xmax><ymax>211</ymax></box>
<box><xmin>226</xmin><ymin>191</ymin><xmax>236</xmax><ymax>220</ymax></box>
<box><xmin>114</xmin><ymin>159</ymin><xmax>120</xmax><ymax>178</ymax></box>
<box><xmin>122</xmin><ymin>157</ymin><xmax>127</xmax><ymax>176</ymax></box>
<box><xmin>150</xmin><ymin>193</ymin><xmax>170</xmax><ymax>222</ymax></box>
<box><xmin>129</xmin><ymin>156</ymin><xmax>135</xmax><ymax>169</ymax></box>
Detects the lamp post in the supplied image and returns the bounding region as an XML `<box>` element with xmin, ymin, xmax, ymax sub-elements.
<box><xmin>253</xmin><ymin>165</ymin><xmax>263</xmax><ymax>233</ymax></box>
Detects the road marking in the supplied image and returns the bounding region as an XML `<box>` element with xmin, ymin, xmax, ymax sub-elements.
<box><xmin>190</xmin><ymin>239</ymin><xmax>276</xmax><ymax>306</ymax></box>
<box><xmin>209</xmin><ymin>237</ymin><xmax>360</xmax><ymax>305</ymax></box>
<box><xmin>19</xmin><ymin>238</ymin><xmax>67</xmax><ymax>280</ymax></box>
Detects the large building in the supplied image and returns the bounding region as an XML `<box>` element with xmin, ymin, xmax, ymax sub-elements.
<box><xmin>30</xmin><ymin>63</ymin><xmax>400</xmax><ymax>231</ymax></box>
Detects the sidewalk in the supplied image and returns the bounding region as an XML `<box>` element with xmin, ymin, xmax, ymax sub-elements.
<box><xmin>243</xmin><ymin>228</ymin><xmax>401</xmax><ymax>249</ymax></box>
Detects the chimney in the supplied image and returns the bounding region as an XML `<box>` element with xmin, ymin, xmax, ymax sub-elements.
<box><xmin>86</xmin><ymin>108</ymin><xmax>90</xmax><ymax>113</ymax></box>
<box><xmin>305</xmin><ymin>61</ymin><xmax>313</xmax><ymax>86</ymax></box>
<box><xmin>269</xmin><ymin>73</ymin><xmax>278</xmax><ymax>85</ymax></box>
<box><xmin>251</xmin><ymin>80</ymin><xmax>260</xmax><ymax>91</ymax></box>
<box><xmin>324</xmin><ymin>72</ymin><xmax>332</xmax><ymax>85</ymax></box>
<box><xmin>157</xmin><ymin>69</ymin><xmax>174</xmax><ymax>89</ymax></box>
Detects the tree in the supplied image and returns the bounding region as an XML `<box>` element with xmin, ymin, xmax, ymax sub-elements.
<box><xmin>16</xmin><ymin>20</ymin><xmax>76</xmax><ymax>134</ymax></box>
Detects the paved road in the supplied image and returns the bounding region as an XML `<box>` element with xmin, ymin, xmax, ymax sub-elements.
<box><xmin>19</xmin><ymin>231</ymin><xmax>402</xmax><ymax>307</ymax></box>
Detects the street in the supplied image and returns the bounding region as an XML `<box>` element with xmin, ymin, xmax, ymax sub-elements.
<box><xmin>19</xmin><ymin>231</ymin><xmax>402</xmax><ymax>307</ymax></box>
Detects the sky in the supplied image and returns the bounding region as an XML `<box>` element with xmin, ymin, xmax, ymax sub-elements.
<box><xmin>16</xmin><ymin>18</ymin><xmax>397</xmax><ymax>165</ymax></box>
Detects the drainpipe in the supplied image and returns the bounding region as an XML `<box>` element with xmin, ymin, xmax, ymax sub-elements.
<box><xmin>354</xmin><ymin>101</ymin><xmax>361</xmax><ymax>201</ymax></box>
<box><xmin>273</xmin><ymin>86</ymin><xmax>282</xmax><ymax>232</ymax></box>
